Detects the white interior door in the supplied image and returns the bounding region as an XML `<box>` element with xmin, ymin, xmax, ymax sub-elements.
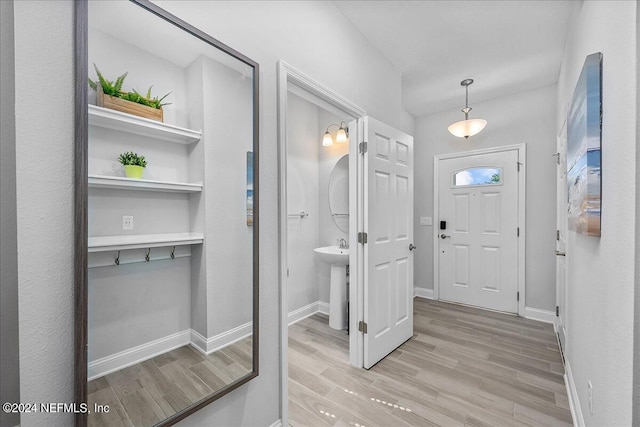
<box><xmin>362</xmin><ymin>116</ymin><xmax>414</xmax><ymax>369</ymax></box>
<box><xmin>437</xmin><ymin>149</ymin><xmax>520</xmax><ymax>313</ymax></box>
<box><xmin>556</xmin><ymin>120</ymin><xmax>568</xmax><ymax>352</ymax></box>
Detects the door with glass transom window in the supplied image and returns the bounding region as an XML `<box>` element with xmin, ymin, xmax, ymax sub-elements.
<box><xmin>436</xmin><ymin>148</ymin><xmax>521</xmax><ymax>313</ymax></box>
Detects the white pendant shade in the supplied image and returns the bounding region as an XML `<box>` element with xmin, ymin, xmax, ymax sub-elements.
<box><xmin>336</xmin><ymin>127</ymin><xmax>348</xmax><ymax>143</ymax></box>
<box><xmin>448</xmin><ymin>118</ymin><xmax>487</xmax><ymax>138</ymax></box>
<box><xmin>322</xmin><ymin>131</ymin><xmax>334</xmax><ymax>146</ymax></box>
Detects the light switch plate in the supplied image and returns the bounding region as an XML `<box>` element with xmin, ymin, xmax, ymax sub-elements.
<box><xmin>420</xmin><ymin>216</ymin><xmax>433</xmax><ymax>226</ymax></box>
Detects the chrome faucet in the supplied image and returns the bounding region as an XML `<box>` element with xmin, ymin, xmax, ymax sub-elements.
<box><xmin>337</xmin><ymin>238</ymin><xmax>349</xmax><ymax>249</ymax></box>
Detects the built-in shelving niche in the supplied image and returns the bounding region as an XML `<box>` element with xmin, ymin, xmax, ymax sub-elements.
<box><xmin>87</xmin><ymin>103</ymin><xmax>204</xmax><ymax>266</ymax></box>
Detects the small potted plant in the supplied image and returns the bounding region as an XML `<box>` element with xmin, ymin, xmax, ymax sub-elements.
<box><xmin>118</xmin><ymin>151</ymin><xmax>147</xmax><ymax>179</ymax></box>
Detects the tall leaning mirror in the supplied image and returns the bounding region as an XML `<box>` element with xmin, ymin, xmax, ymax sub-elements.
<box><xmin>74</xmin><ymin>1</ymin><xmax>259</xmax><ymax>426</ymax></box>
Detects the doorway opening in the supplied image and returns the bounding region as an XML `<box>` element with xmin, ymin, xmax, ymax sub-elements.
<box><xmin>433</xmin><ymin>144</ymin><xmax>526</xmax><ymax>315</ymax></box>
<box><xmin>278</xmin><ymin>61</ymin><xmax>416</xmax><ymax>426</ymax></box>
<box><xmin>277</xmin><ymin>60</ymin><xmax>366</xmax><ymax>427</ymax></box>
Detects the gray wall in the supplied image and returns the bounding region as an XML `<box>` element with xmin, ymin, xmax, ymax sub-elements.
<box><xmin>414</xmin><ymin>84</ymin><xmax>558</xmax><ymax>311</ymax></box>
<box><xmin>557</xmin><ymin>1</ymin><xmax>638</xmax><ymax>425</ymax></box>
<box><xmin>0</xmin><ymin>1</ymin><xmax>21</xmax><ymax>426</ymax></box>
<box><xmin>12</xmin><ymin>1</ymin><xmax>413</xmax><ymax>426</ymax></box>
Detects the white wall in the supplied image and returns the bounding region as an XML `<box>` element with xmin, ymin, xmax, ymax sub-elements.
<box><xmin>87</xmin><ymin>27</ymin><xmax>194</xmax><ymax>363</ymax></box>
<box><xmin>14</xmin><ymin>1</ymin><xmax>75</xmax><ymax>426</ymax></box>
<box><xmin>12</xmin><ymin>1</ymin><xmax>413</xmax><ymax>426</ymax></box>
<box><xmin>635</xmin><ymin>3</ymin><xmax>640</xmax><ymax>423</ymax></box>
<box><xmin>557</xmin><ymin>2</ymin><xmax>637</xmax><ymax>426</ymax></box>
<box><xmin>287</xmin><ymin>93</ymin><xmax>321</xmax><ymax>312</ymax></box>
<box><xmin>286</xmin><ymin>93</ymin><xmax>350</xmax><ymax>311</ymax></box>
<box><xmin>317</xmin><ymin>109</ymin><xmax>350</xmax><ymax>303</ymax></box>
<box><xmin>0</xmin><ymin>1</ymin><xmax>21</xmax><ymax>426</ymax></box>
<box><xmin>414</xmin><ymin>85</ymin><xmax>558</xmax><ymax>311</ymax></box>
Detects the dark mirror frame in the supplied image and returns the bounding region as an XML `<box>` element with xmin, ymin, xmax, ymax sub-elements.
<box><xmin>74</xmin><ymin>1</ymin><xmax>259</xmax><ymax>425</ymax></box>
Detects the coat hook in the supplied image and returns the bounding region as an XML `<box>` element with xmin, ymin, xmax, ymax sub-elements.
<box><xmin>115</xmin><ymin>251</ymin><xmax>120</xmax><ymax>266</ymax></box>
<box><xmin>170</xmin><ymin>246</ymin><xmax>176</xmax><ymax>260</ymax></box>
<box><xmin>145</xmin><ymin>248</ymin><xmax>151</xmax><ymax>262</ymax></box>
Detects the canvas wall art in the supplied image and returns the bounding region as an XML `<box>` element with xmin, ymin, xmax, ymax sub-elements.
<box><xmin>247</xmin><ymin>151</ymin><xmax>254</xmax><ymax>226</ymax></box>
<box><xmin>567</xmin><ymin>52</ymin><xmax>602</xmax><ymax>236</ymax></box>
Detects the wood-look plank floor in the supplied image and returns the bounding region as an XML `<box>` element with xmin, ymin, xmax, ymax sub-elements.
<box><xmin>288</xmin><ymin>298</ymin><xmax>572</xmax><ymax>427</ymax></box>
<box><xmin>88</xmin><ymin>337</ymin><xmax>252</xmax><ymax>427</ymax></box>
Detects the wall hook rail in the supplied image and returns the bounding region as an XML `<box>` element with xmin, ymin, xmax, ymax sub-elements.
<box><xmin>145</xmin><ymin>248</ymin><xmax>151</xmax><ymax>262</ymax></box>
<box><xmin>115</xmin><ymin>251</ymin><xmax>120</xmax><ymax>266</ymax></box>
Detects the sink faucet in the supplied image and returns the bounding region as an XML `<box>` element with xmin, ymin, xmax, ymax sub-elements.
<box><xmin>337</xmin><ymin>238</ymin><xmax>348</xmax><ymax>249</ymax></box>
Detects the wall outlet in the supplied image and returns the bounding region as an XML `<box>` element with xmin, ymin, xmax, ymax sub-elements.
<box><xmin>420</xmin><ymin>216</ymin><xmax>433</xmax><ymax>226</ymax></box>
<box><xmin>588</xmin><ymin>381</ymin><xmax>593</xmax><ymax>414</ymax></box>
<box><xmin>122</xmin><ymin>215</ymin><xmax>134</xmax><ymax>231</ymax></box>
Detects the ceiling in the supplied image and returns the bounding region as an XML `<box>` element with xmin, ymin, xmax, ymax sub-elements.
<box><xmin>333</xmin><ymin>0</ymin><xmax>579</xmax><ymax>117</ymax></box>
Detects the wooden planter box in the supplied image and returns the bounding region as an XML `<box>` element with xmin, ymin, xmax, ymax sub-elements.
<box><xmin>96</xmin><ymin>87</ymin><xmax>164</xmax><ymax>122</ymax></box>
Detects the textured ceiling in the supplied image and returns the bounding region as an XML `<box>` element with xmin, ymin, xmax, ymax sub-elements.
<box><xmin>333</xmin><ymin>1</ymin><xmax>579</xmax><ymax>117</ymax></box>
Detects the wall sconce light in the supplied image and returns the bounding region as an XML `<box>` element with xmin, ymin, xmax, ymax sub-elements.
<box><xmin>322</xmin><ymin>122</ymin><xmax>349</xmax><ymax>147</ymax></box>
<box><xmin>448</xmin><ymin>79</ymin><xmax>487</xmax><ymax>139</ymax></box>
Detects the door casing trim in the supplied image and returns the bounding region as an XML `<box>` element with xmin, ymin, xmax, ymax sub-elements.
<box><xmin>433</xmin><ymin>143</ymin><xmax>526</xmax><ymax>315</ymax></box>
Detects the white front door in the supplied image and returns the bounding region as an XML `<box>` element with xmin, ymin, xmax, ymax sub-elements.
<box><xmin>362</xmin><ymin>116</ymin><xmax>414</xmax><ymax>369</ymax></box>
<box><xmin>437</xmin><ymin>149</ymin><xmax>520</xmax><ymax>313</ymax></box>
<box><xmin>556</xmin><ymin>120</ymin><xmax>568</xmax><ymax>352</ymax></box>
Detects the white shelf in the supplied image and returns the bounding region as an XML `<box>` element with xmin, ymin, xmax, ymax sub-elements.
<box><xmin>88</xmin><ymin>233</ymin><xmax>204</xmax><ymax>253</ymax></box>
<box><xmin>89</xmin><ymin>175</ymin><xmax>203</xmax><ymax>193</ymax></box>
<box><xmin>88</xmin><ymin>105</ymin><xmax>202</xmax><ymax>145</ymax></box>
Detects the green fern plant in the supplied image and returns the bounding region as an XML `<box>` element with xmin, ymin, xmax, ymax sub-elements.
<box><xmin>120</xmin><ymin>86</ymin><xmax>172</xmax><ymax>110</ymax></box>
<box><xmin>88</xmin><ymin>64</ymin><xmax>128</xmax><ymax>97</ymax></box>
<box><xmin>118</xmin><ymin>151</ymin><xmax>147</xmax><ymax>168</ymax></box>
<box><xmin>89</xmin><ymin>64</ymin><xmax>171</xmax><ymax>110</ymax></box>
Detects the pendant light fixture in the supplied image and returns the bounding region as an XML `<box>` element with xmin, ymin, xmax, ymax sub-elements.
<box><xmin>322</xmin><ymin>122</ymin><xmax>349</xmax><ymax>147</ymax></box>
<box><xmin>448</xmin><ymin>79</ymin><xmax>487</xmax><ymax>139</ymax></box>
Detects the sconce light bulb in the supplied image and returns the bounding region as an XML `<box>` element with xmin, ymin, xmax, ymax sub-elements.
<box><xmin>322</xmin><ymin>131</ymin><xmax>334</xmax><ymax>147</ymax></box>
<box><xmin>336</xmin><ymin>127</ymin><xmax>348</xmax><ymax>143</ymax></box>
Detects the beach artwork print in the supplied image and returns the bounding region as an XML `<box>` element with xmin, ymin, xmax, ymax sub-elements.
<box><xmin>247</xmin><ymin>151</ymin><xmax>254</xmax><ymax>226</ymax></box>
<box><xmin>567</xmin><ymin>52</ymin><xmax>602</xmax><ymax>237</ymax></box>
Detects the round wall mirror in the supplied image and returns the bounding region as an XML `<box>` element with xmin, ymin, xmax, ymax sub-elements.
<box><xmin>329</xmin><ymin>154</ymin><xmax>349</xmax><ymax>233</ymax></box>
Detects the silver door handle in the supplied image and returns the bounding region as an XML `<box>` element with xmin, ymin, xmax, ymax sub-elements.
<box><xmin>440</xmin><ymin>234</ymin><xmax>451</xmax><ymax>239</ymax></box>
<box><xmin>555</xmin><ymin>250</ymin><xmax>566</xmax><ymax>256</ymax></box>
<box><xmin>409</xmin><ymin>244</ymin><xmax>417</xmax><ymax>251</ymax></box>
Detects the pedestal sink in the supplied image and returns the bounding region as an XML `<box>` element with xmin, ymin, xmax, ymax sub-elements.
<box><xmin>314</xmin><ymin>246</ymin><xmax>349</xmax><ymax>330</ymax></box>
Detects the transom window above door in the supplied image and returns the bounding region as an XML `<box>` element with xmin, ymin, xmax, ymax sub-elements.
<box><xmin>452</xmin><ymin>167</ymin><xmax>502</xmax><ymax>187</ymax></box>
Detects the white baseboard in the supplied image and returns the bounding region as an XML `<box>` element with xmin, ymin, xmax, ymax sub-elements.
<box><xmin>414</xmin><ymin>287</ymin><xmax>434</xmax><ymax>300</ymax></box>
<box><xmin>523</xmin><ymin>307</ymin><xmax>556</xmax><ymax>324</ymax></box>
<box><xmin>190</xmin><ymin>322</ymin><xmax>253</xmax><ymax>355</ymax></box>
<box><xmin>564</xmin><ymin>360</ymin><xmax>585</xmax><ymax>427</ymax></box>
<box><xmin>318</xmin><ymin>301</ymin><xmax>329</xmax><ymax>315</ymax></box>
<box><xmin>268</xmin><ymin>420</ymin><xmax>282</xmax><ymax>427</ymax></box>
<box><xmin>88</xmin><ymin>329</ymin><xmax>191</xmax><ymax>381</ymax></box>
<box><xmin>89</xmin><ymin>322</ymin><xmax>253</xmax><ymax>380</ymax></box>
<box><xmin>288</xmin><ymin>301</ymin><xmax>329</xmax><ymax>325</ymax></box>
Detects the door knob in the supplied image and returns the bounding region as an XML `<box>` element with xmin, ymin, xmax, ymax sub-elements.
<box><xmin>409</xmin><ymin>244</ymin><xmax>417</xmax><ymax>251</ymax></box>
<box><xmin>440</xmin><ymin>234</ymin><xmax>451</xmax><ymax>239</ymax></box>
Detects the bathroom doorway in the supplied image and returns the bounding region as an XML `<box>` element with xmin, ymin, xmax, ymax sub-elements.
<box><xmin>277</xmin><ymin>61</ymin><xmax>415</xmax><ymax>425</ymax></box>
<box><xmin>277</xmin><ymin>60</ymin><xmax>366</xmax><ymax>426</ymax></box>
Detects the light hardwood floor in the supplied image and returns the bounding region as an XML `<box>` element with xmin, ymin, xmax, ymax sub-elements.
<box><xmin>288</xmin><ymin>298</ymin><xmax>572</xmax><ymax>427</ymax></box>
<box><xmin>88</xmin><ymin>337</ymin><xmax>252</xmax><ymax>427</ymax></box>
